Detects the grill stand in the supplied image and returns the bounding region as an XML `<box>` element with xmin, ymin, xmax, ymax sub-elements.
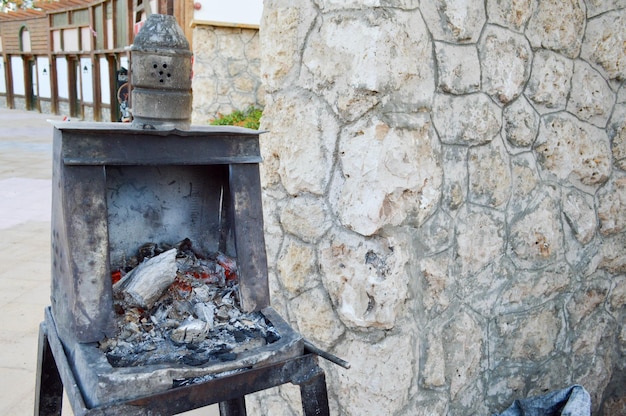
<box><xmin>35</xmin><ymin>307</ymin><xmax>331</xmax><ymax>416</ymax></box>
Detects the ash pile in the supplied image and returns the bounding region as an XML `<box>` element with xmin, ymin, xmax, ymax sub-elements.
<box><xmin>99</xmin><ymin>239</ymin><xmax>280</xmax><ymax>368</ymax></box>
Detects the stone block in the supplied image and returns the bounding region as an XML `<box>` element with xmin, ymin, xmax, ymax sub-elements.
<box><xmin>534</xmin><ymin>112</ymin><xmax>611</xmax><ymax>191</ymax></box>
<box><xmin>433</xmin><ymin>93</ymin><xmax>501</xmax><ymax>146</ymax></box>
<box><xmin>581</xmin><ymin>11</ymin><xmax>626</xmax><ymax>81</ymax></box>
<box><xmin>421</xmin><ymin>0</ymin><xmax>486</xmax><ymax>43</ymax></box>
<box><xmin>526</xmin><ymin>0</ymin><xmax>585</xmax><ymax>58</ymax></box>
<box><xmin>503</xmin><ymin>95</ymin><xmax>540</xmax><ymax>150</ymax></box>
<box><xmin>260</xmin><ymin>91</ymin><xmax>338</xmax><ymax>195</ymax></box>
<box><xmin>331</xmin><ymin>334</ymin><xmax>414</xmax><ymax>415</ymax></box>
<box><xmin>434</xmin><ymin>42</ymin><xmax>480</xmax><ymax>94</ymax></box>
<box><xmin>277</xmin><ymin>237</ymin><xmax>317</xmax><ymax>297</ymax></box>
<box><xmin>567</xmin><ymin>60</ymin><xmax>614</xmax><ymax>127</ymax></box>
<box><xmin>525</xmin><ymin>50</ymin><xmax>573</xmax><ymax>114</ymax></box>
<box><xmin>479</xmin><ymin>25</ymin><xmax>532</xmax><ymax>104</ymax></box>
<box><xmin>468</xmin><ymin>137</ymin><xmax>511</xmax><ymax>208</ymax></box>
<box><xmin>508</xmin><ymin>190</ymin><xmax>563</xmax><ymax>269</ymax></box>
<box><xmin>280</xmin><ymin>194</ymin><xmax>330</xmax><ymax>243</ymax></box>
<box><xmin>486</xmin><ymin>0</ymin><xmax>533</xmax><ymax>31</ymax></box>
<box><xmin>334</xmin><ymin>116</ymin><xmax>441</xmax><ymax>235</ymax></box>
<box><xmin>319</xmin><ymin>230</ymin><xmax>409</xmax><ymax>330</ymax></box>
<box><xmin>455</xmin><ymin>207</ymin><xmax>505</xmax><ymax>277</ymax></box>
<box><xmin>491</xmin><ymin>306</ymin><xmax>562</xmax><ymax>363</ymax></box>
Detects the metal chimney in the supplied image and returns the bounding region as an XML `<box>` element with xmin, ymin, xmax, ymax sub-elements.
<box><xmin>130</xmin><ymin>14</ymin><xmax>192</xmax><ymax>129</ymax></box>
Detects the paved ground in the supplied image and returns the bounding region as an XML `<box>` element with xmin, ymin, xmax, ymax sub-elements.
<box><xmin>0</xmin><ymin>107</ymin><xmax>217</xmax><ymax>415</ymax></box>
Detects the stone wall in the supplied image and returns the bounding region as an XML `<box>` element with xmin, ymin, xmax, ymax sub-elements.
<box><xmin>253</xmin><ymin>0</ymin><xmax>626</xmax><ymax>414</ymax></box>
<box><xmin>191</xmin><ymin>24</ymin><xmax>264</xmax><ymax>125</ymax></box>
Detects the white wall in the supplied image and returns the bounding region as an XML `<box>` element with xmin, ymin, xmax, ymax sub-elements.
<box><xmin>193</xmin><ymin>0</ymin><xmax>262</xmax><ymax>26</ymax></box>
<box><xmin>63</xmin><ymin>28</ymin><xmax>79</xmax><ymax>52</ymax></box>
<box><xmin>10</xmin><ymin>56</ymin><xmax>25</xmax><ymax>96</ymax></box>
<box><xmin>20</xmin><ymin>28</ymin><xmax>31</xmax><ymax>52</ymax></box>
<box><xmin>80</xmin><ymin>57</ymin><xmax>93</xmax><ymax>103</ymax></box>
<box><xmin>36</xmin><ymin>57</ymin><xmax>51</xmax><ymax>99</ymax></box>
<box><xmin>0</xmin><ymin>59</ymin><xmax>6</xmax><ymax>94</ymax></box>
<box><xmin>56</xmin><ymin>57</ymin><xmax>69</xmax><ymax>99</ymax></box>
<box><xmin>100</xmin><ymin>57</ymin><xmax>110</xmax><ymax>105</ymax></box>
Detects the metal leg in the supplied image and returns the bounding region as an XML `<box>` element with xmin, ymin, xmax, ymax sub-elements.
<box><xmin>219</xmin><ymin>397</ymin><xmax>247</xmax><ymax>416</ymax></box>
<box><xmin>299</xmin><ymin>370</ymin><xmax>330</xmax><ymax>416</ymax></box>
<box><xmin>34</xmin><ymin>323</ymin><xmax>63</xmax><ymax>416</ymax></box>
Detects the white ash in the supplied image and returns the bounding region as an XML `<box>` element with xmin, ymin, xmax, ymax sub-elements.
<box><xmin>99</xmin><ymin>240</ymin><xmax>280</xmax><ymax>368</ymax></box>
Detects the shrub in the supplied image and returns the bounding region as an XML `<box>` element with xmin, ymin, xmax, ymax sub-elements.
<box><xmin>210</xmin><ymin>106</ymin><xmax>263</xmax><ymax>130</ymax></box>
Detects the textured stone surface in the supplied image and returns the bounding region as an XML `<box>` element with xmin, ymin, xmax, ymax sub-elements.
<box><xmin>486</xmin><ymin>0</ymin><xmax>533</xmax><ymax>31</ymax></box>
<box><xmin>455</xmin><ymin>208</ymin><xmax>505</xmax><ymax>277</ymax></box>
<box><xmin>492</xmin><ymin>306</ymin><xmax>562</xmax><ymax>362</ymax></box>
<box><xmin>497</xmin><ymin>265</ymin><xmax>571</xmax><ymax>314</ymax></box>
<box><xmin>191</xmin><ymin>26</ymin><xmax>262</xmax><ymax>124</ymax></box>
<box><xmin>280</xmin><ymin>194</ymin><xmax>331</xmax><ymax>243</ymax></box>
<box><xmin>290</xmin><ymin>286</ymin><xmax>345</xmax><ymax>347</ymax></box>
<box><xmin>301</xmin><ymin>8</ymin><xmax>433</xmax><ymax>121</ymax></box>
<box><xmin>597</xmin><ymin>174</ymin><xmax>626</xmax><ymax>236</ymax></box>
<box><xmin>509</xmin><ymin>153</ymin><xmax>540</xmax><ymax>213</ymax></box>
<box><xmin>535</xmin><ymin>112</ymin><xmax>611</xmax><ymax>191</ymax></box>
<box><xmin>525</xmin><ymin>0</ymin><xmax>585</xmax><ymax>58</ymax></box>
<box><xmin>421</xmin><ymin>0</ymin><xmax>486</xmax><ymax>43</ymax></box>
<box><xmin>433</xmin><ymin>93</ymin><xmax>501</xmax><ymax>146</ymax></box>
<box><xmin>581</xmin><ymin>11</ymin><xmax>626</xmax><ymax>81</ymax></box>
<box><xmin>260</xmin><ymin>4</ymin><xmax>315</xmax><ymax>92</ymax></box>
<box><xmin>509</xmin><ymin>190</ymin><xmax>563</xmax><ymax>269</ymax></box>
<box><xmin>468</xmin><ymin>137</ymin><xmax>511</xmax><ymax>208</ymax></box>
<box><xmin>609</xmin><ymin>103</ymin><xmax>626</xmax><ymax>171</ymax></box>
<box><xmin>319</xmin><ymin>230</ymin><xmax>410</xmax><ymax>330</ymax></box>
<box><xmin>562</xmin><ymin>188</ymin><xmax>596</xmax><ymax>244</ymax></box>
<box><xmin>259</xmin><ymin>91</ymin><xmax>338</xmax><ymax>195</ymax></box>
<box><xmin>334</xmin><ymin>116</ymin><xmax>441</xmax><ymax>236</ymax></box>
<box><xmin>480</xmin><ymin>25</ymin><xmax>532</xmax><ymax>104</ymax></box>
<box><xmin>420</xmin><ymin>253</ymin><xmax>452</xmax><ymax>315</ymax></box>
<box><xmin>257</xmin><ymin>2</ymin><xmax>626</xmax><ymax>415</ymax></box>
<box><xmin>441</xmin><ymin>145</ymin><xmax>468</xmax><ymax>211</ymax></box>
<box><xmin>525</xmin><ymin>50</ymin><xmax>573</xmax><ymax>114</ymax></box>
<box><xmin>435</xmin><ymin>42</ymin><xmax>480</xmax><ymax>94</ymax></box>
<box><xmin>277</xmin><ymin>237</ymin><xmax>318</xmax><ymax>298</ymax></box>
<box><xmin>443</xmin><ymin>311</ymin><xmax>483</xmax><ymax>399</ymax></box>
<box><xmin>330</xmin><ymin>334</ymin><xmax>414</xmax><ymax>415</ymax></box>
<box><xmin>567</xmin><ymin>60</ymin><xmax>615</xmax><ymax>127</ymax></box>
<box><xmin>503</xmin><ymin>95</ymin><xmax>540</xmax><ymax>149</ymax></box>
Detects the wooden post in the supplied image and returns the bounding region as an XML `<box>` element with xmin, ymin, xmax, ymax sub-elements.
<box><xmin>160</xmin><ymin>0</ymin><xmax>174</xmax><ymax>15</ymax></box>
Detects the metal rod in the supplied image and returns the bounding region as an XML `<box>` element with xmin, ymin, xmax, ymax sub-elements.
<box><xmin>303</xmin><ymin>339</ymin><xmax>351</xmax><ymax>370</ymax></box>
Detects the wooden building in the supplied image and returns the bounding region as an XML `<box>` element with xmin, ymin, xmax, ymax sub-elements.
<box><xmin>0</xmin><ymin>0</ymin><xmax>193</xmax><ymax>121</ymax></box>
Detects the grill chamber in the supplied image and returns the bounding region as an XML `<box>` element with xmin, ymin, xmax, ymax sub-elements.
<box><xmin>50</xmin><ymin>122</ymin><xmax>302</xmax><ymax>407</ymax></box>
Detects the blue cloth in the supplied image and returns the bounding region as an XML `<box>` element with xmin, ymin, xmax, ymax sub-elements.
<box><xmin>494</xmin><ymin>385</ymin><xmax>591</xmax><ymax>416</ymax></box>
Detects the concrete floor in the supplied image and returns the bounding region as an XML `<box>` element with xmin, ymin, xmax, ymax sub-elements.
<box><xmin>0</xmin><ymin>107</ymin><xmax>217</xmax><ymax>415</ymax></box>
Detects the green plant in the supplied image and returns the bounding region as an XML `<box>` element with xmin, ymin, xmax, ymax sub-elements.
<box><xmin>210</xmin><ymin>106</ymin><xmax>263</xmax><ymax>130</ymax></box>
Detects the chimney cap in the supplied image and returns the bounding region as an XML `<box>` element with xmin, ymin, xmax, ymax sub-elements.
<box><xmin>131</xmin><ymin>14</ymin><xmax>191</xmax><ymax>55</ymax></box>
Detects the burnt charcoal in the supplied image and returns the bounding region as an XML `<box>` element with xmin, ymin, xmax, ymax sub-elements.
<box><xmin>103</xmin><ymin>239</ymin><xmax>280</xmax><ymax>368</ymax></box>
<box><xmin>182</xmin><ymin>346</ymin><xmax>236</xmax><ymax>366</ymax></box>
<box><xmin>138</xmin><ymin>242</ymin><xmax>162</xmax><ymax>262</ymax></box>
<box><xmin>266</xmin><ymin>329</ymin><xmax>280</xmax><ymax>344</ymax></box>
<box><xmin>172</xmin><ymin>368</ymin><xmax>247</xmax><ymax>388</ymax></box>
<box><xmin>182</xmin><ymin>353</ymin><xmax>211</xmax><ymax>366</ymax></box>
<box><xmin>106</xmin><ymin>353</ymin><xmax>125</xmax><ymax>367</ymax></box>
<box><xmin>214</xmin><ymin>351</ymin><xmax>237</xmax><ymax>362</ymax></box>
<box><xmin>233</xmin><ymin>329</ymin><xmax>246</xmax><ymax>343</ymax></box>
<box><xmin>124</xmin><ymin>256</ymin><xmax>139</xmax><ymax>272</ymax></box>
<box><xmin>174</xmin><ymin>238</ymin><xmax>194</xmax><ymax>256</ymax></box>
